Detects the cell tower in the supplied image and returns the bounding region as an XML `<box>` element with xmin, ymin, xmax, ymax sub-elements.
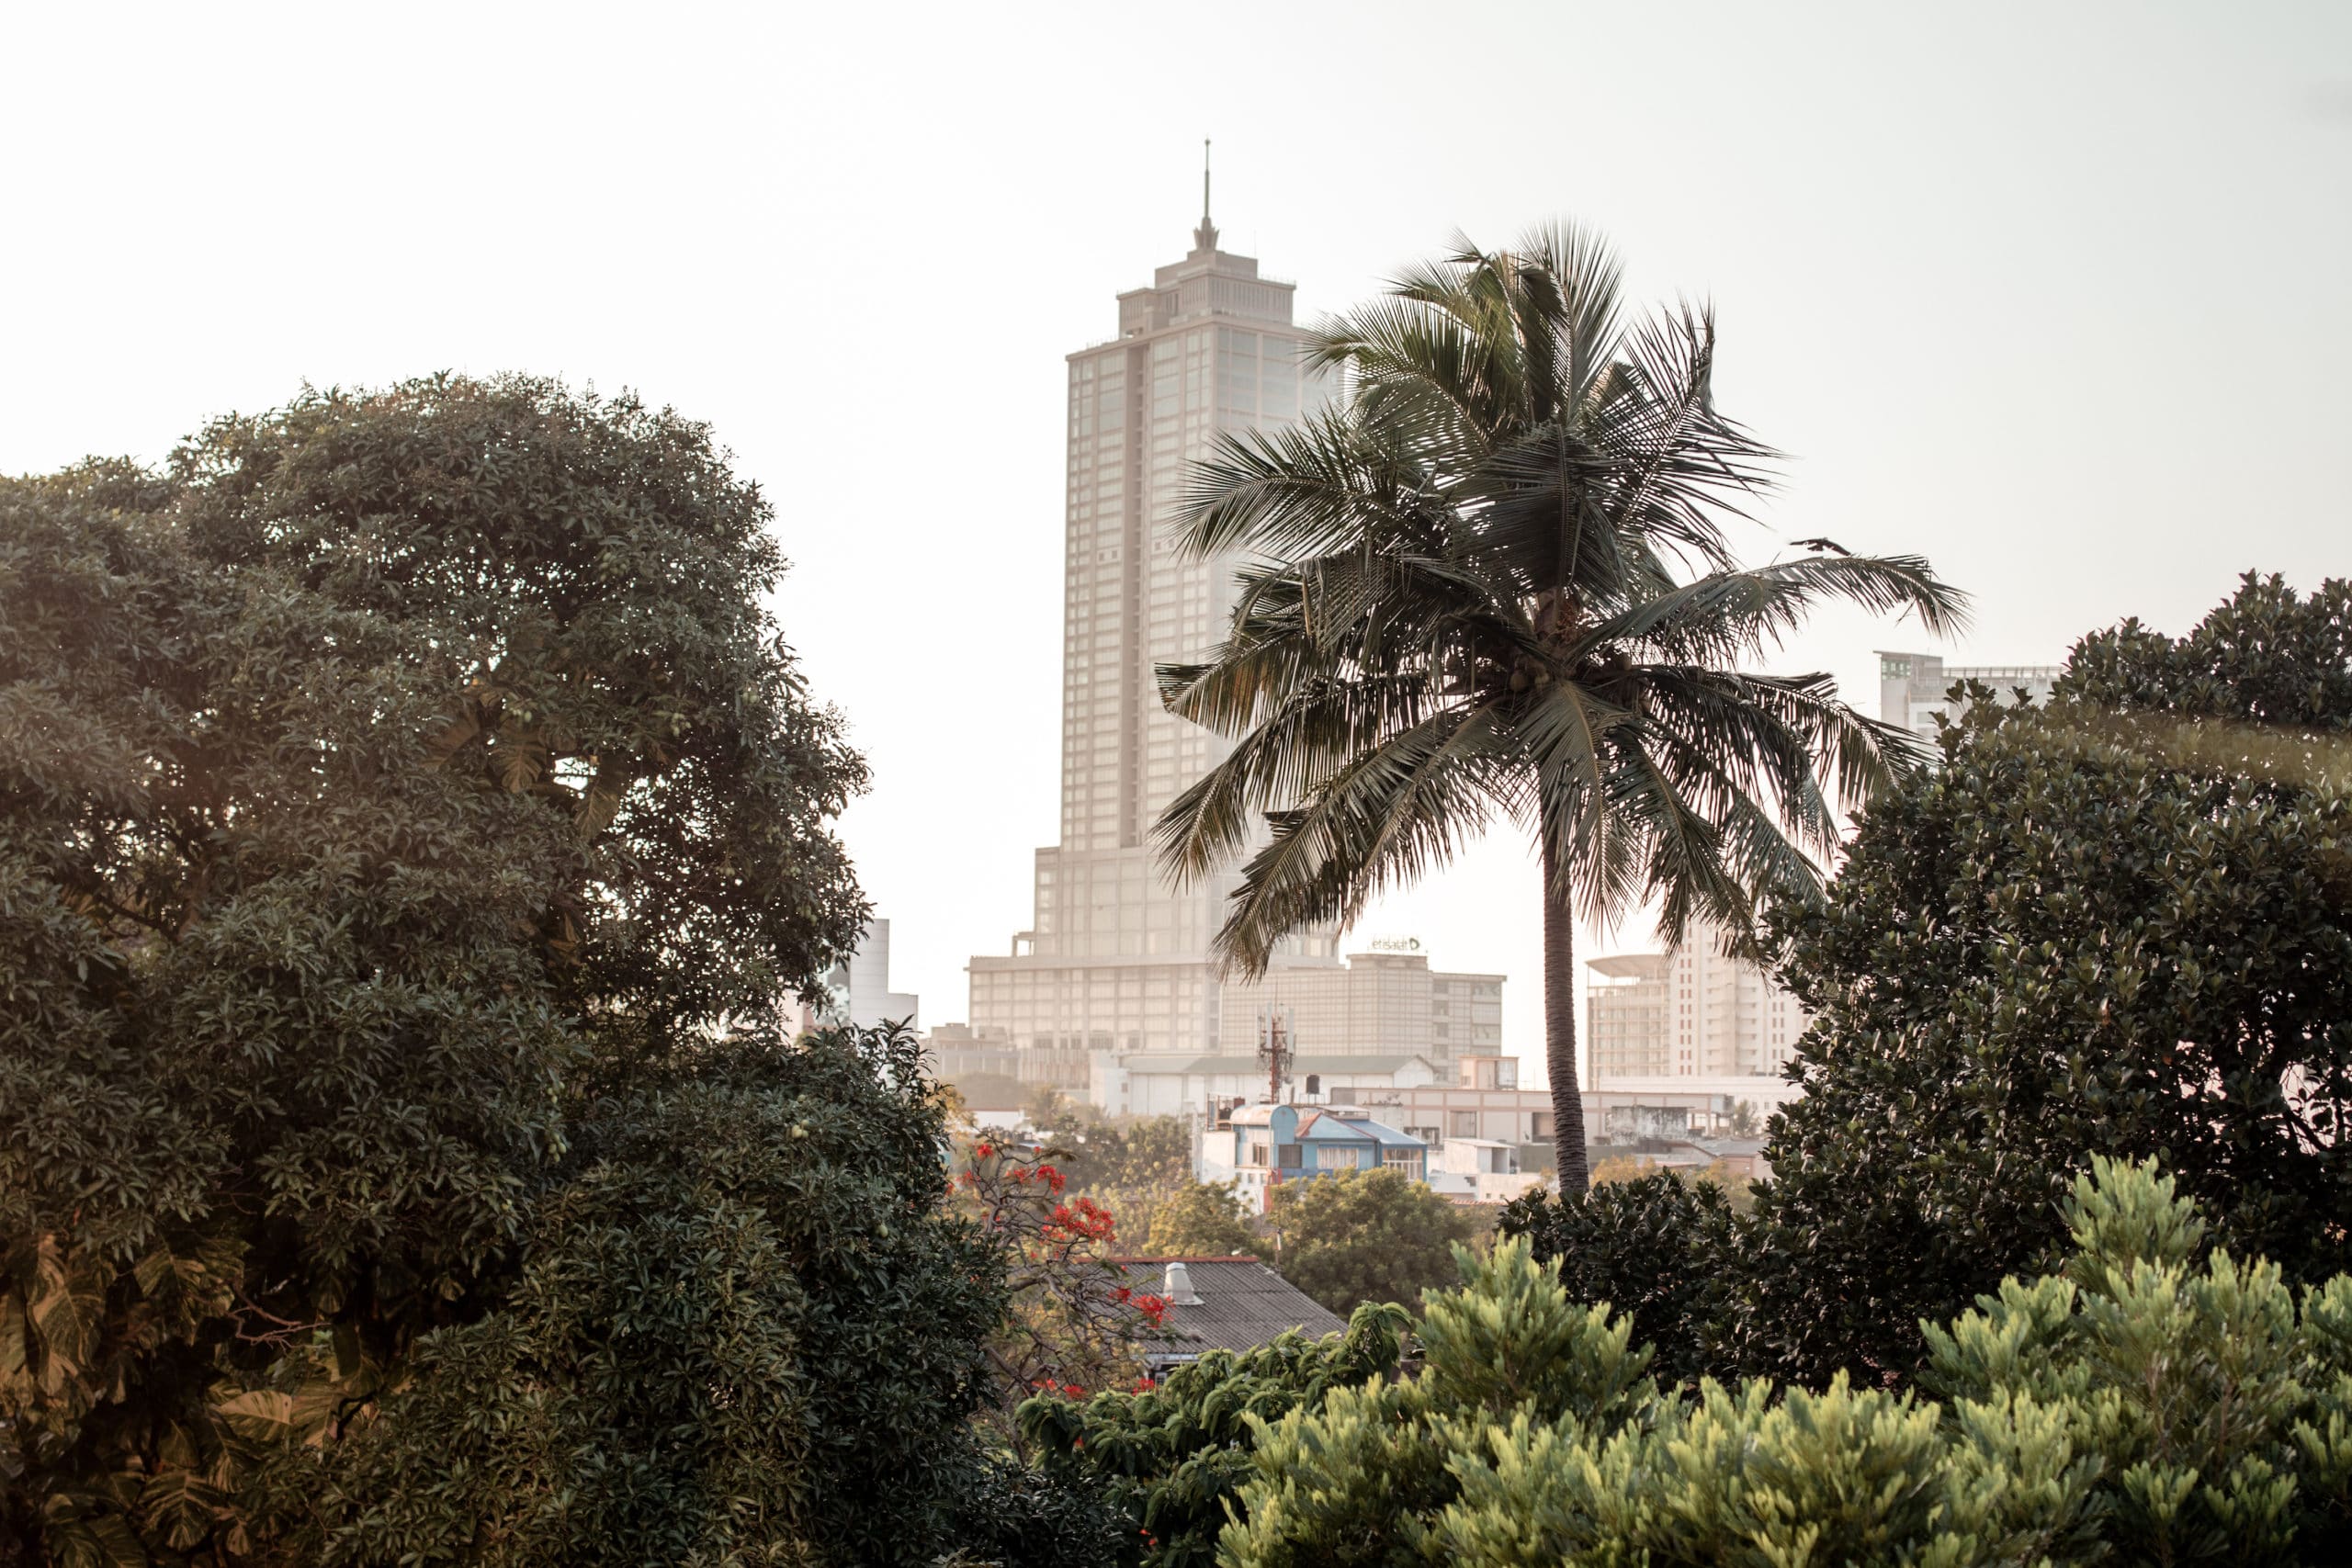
<box><xmin>1257</xmin><ymin>1004</ymin><xmax>1295</xmax><ymax>1105</ymax></box>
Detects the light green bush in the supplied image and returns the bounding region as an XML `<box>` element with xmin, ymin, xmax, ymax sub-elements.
<box><xmin>1218</xmin><ymin>1158</ymin><xmax>2352</xmax><ymax>1567</ymax></box>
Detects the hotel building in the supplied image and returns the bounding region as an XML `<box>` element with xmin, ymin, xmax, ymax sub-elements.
<box><xmin>966</xmin><ymin>186</ymin><xmax>1347</xmax><ymax>1058</ymax></box>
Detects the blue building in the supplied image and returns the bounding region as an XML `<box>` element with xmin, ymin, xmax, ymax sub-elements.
<box><xmin>1209</xmin><ymin>1102</ymin><xmax>1428</xmax><ymax>1210</ymax></box>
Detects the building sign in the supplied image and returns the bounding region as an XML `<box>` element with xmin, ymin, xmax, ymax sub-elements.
<box><xmin>1366</xmin><ymin>936</ymin><xmax>1422</xmax><ymax>954</ymax></box>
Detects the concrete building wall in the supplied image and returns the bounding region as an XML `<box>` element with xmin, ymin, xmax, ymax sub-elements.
<box><xmin>1877</xmin><ymin>649</ymin><xmax>2061</xmax><ymax>739</ymax></box>
<box><xmin>1215</xmin><ymin>947</ymin><xmax>1503</xmax><ymax>1075</ymax></box>
<box><xmin>825</xmin><ymin>919</ymin><xmax>919</xmax><ymax>1030</ymax></box>
<box><xmin>1586</xmin><ymin>953</ymin><xmax>1670</xmax><ymax>1082</ymax></box>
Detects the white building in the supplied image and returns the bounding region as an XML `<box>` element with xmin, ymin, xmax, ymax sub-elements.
<box><xmin>1097</xmin><ymin>1051</ymin><xmax>1442</xmax><ymax>1122</ymax></box>
<box><xmin>822</xmin><ymin>919</ymin><xmax>919</xmax><ymax>1029</ymax></box>
<box><xmin>1877</xmin><ymin>650</ymin><xmax>2062</xmax><ymax>739</ymax></box>
<box><xmin>1586</xmin><ymin>919</ymin><xmax>1808</xmax><ymax>1084</ymax></box>
<box><xmin>1426</xmin><ymin>1139</ymin><xmax>1545</xmax><ymax>1205</ymax></box>
<box><xmin>1198</xmin><ymin>1102</ymin><xmax>1429</xmax><ymax>1209</ymax></box>
<box><xmin>965</xmin><ymin>182</ymin><xmax>1351</xmax><ymax>1060</ymax></box>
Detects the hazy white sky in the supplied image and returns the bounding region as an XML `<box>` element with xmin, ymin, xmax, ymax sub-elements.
<box><xmin>6</xmin><ymin>2</ymin><xmax>2347</xmax><ymax>1078</ymax></box>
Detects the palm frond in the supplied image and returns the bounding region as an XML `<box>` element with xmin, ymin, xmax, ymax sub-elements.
<box><xmin>1199</xmin><ymin>704</ymin><xmax>1517</xmax><ymax>975</ymax></box>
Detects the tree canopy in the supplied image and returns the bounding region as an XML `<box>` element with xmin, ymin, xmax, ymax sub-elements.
<box><xmin>0</xmin><ymin>378</ymin><xmax>1006</xmax><ymax>1564</ymax></box>
<box><xmin>1504</xmin><ymin>572</ymin><xmax>2352</xmax><ymax>1387</ymax></box>
<box><xmin>1143</xmin><ymin>1182</ymin><xmax>1260</xmax><ymax>1259</ymax></box>
<box><xmin>1264</xmin><ymin>1168</ymin><xmax>1476</xmax><ymax>1318</ymax></box>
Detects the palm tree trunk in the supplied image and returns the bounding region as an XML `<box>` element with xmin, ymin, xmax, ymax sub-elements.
<box><xmin>1543</xmin><ymin>837</ymin><xmax>1589</xmax><ymax>1191</ymax></box>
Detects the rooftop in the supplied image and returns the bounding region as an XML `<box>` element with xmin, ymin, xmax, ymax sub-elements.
<box><xmin>1142</xmin><ymin>1053</ymin><xmax>1434</xmax><ymax>1077</ymax></box>
<box><xmin>1117</xmin><ymin>1257</ymin><xmax>1348</xmax><ymax>1362</ymax></box>
<box><xmin>1588</xmin><ymin>953</ymin><xmax>1669</xmax><ymax>980</ymax></box>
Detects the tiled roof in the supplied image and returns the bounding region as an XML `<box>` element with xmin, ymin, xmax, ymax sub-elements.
<box><xmin>1117</xmin><ymin>1257</ymin><xmax>1348</xmax><ymax>1361</ymax></box>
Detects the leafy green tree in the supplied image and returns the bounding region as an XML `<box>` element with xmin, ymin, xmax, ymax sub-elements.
<box><xmin>1041</xmin><ymin>1113</ymin><xmax>1192</xmax><ymax>1197</ymax></box>
<box><xmin>1718</xmin><ymin>572</ymin><xmax>2352</xmax><ymax>1384</ymax></box>
<box><xmin>1266</xmin><ymin>1168</ymin><xmax>1476</xmax><ymax>1317</ymax></box>
<box><xmin>1023</xmin><ymin>1086</ymin><xmax>1082</xmax><ymax>1137</ymax></box>
<box><xmin>295</xmin><ymin>1026</ymin><xmax>1006</xmax><ymax>1566</ymax></box>
<box><xmin>1501</xmin><ymin>573</ymin><xmax>2352</xmax><ymax>1388</ymax></box>
<box><xmin>1087</xmin><ymin>1117</ymin><xmax>1194</xmax><ymax>1193</ymax></box>
<box><xmin>1143</xmin><ymin>1181</ymin><xmax>1261</xmax><ymax>1258</ymax></box>
<box><xmin>1152</xmin><ymin>224</ymin><xmax>1962</xmax><ymax>1188</ymax></box>
<box><xmin>0</xmin><ymin>379</ymin><xmax>1000</xmax><ymax>1564</ymax></box>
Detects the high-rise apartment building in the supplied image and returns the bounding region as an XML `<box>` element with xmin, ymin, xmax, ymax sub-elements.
<box><xmin>1584</xmin><ymin>921</ymin><xmax>1807</xmax><ymax>1083</ymax></box>
<box><xmin>1584</xmin><ymin>953</ymin><xmax>1669</xmax><ymax>1081</ymax></box>
<box><xmin>1878</xmin><ymin>650</ymin><xmax>2061</xmax><ymax>738</ymax></box>
<box><xmin>967</xmin><ymin>187</ymin><xmax>1343</xmax><ymax>1058</ymax></box>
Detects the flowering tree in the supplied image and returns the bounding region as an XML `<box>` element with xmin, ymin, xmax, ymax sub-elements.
<box><xmin>957</xmin><ymin>1142</ymin><xmax>1169</xmax><ymax>1411</ymax></box>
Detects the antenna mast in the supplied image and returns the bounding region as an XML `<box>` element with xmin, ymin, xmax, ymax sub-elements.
<box><xmin>1258</xmin><ymin>1004</ymin><xmax>1294</xmax><ymax>1104</ymax></box>
<box><xmin>1193</xmin><ymin>138</ymin><xmax>1218</xmax><ymax>252</ymax></box>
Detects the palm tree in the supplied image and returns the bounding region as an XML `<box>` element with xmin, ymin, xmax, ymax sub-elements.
<box><xmin>1152</xmin><ymin>224</ymin><xmax>1965</xmax><ymax>1190</ymax></box>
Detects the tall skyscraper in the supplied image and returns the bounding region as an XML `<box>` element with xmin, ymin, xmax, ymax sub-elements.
<box><xmin>967</xmin><ymin>173</ymin><xmax>1342</xmax><ymax>1058</ymax></box>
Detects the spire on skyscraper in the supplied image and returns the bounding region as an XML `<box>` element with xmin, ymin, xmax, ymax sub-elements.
<box><xmin>1193</xmin><ymin>138</ymin><xmax>1218</xmax><ymax>254</ymax></box>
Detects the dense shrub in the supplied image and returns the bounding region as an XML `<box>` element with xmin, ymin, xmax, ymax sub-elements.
<box><xmin>1495</xmin><ymin>1170</ymin><xmax>1732</xmax><ymax>1385</ymax></box>
<box><xmin>1226</xmin><ymin>1160</ymin><xmax>2352</xmax><ymax>1566</ymax></box>
<box><xmin>1018</xmin><ymin>1303</ymin><xmax>1410</xmax><ymax>1567</ymax></box>
<box><xmin>946</xmin><ymin>1454</ymin><xmax>1135</xmax><ymax>1568</ymax></box>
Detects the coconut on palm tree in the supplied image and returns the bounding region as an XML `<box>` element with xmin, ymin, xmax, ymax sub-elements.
<box><xmin>1152</xmin><ymin>224</ymin><xmax>1965</xmax><ymax>1190</ymax></box>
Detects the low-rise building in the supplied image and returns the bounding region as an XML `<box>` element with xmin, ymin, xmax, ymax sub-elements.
<box><xmin>1095</xmin><ymin>1051</ymin><xmax>1441</xmax><ymax>1120</ymax></box>
<box><xmin>1120</xmin><ymin>1258</ymin><xmax>1348</xmax><ymax>1376</ymax></box>
<box><xmin>1426</xmin><ymin>1138</ymin><xmax>1544</xmax><ymax>1204</ymax></box>
<box><xmin>928</xmin><ymin>1022</ymin><xmax>1094</xmax><ymax>1091</ymax></box>
<box><xmin>1201</xmin><ymin>1102</ymin><xmax>1428</xmax><ymax>1207</ymax></box>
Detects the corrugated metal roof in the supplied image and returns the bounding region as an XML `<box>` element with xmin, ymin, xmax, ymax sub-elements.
<box><xmin>1336</xmin><ymin>1118</ymin><xmax>1425</xmax><ymax>1147</ymax></box>
<box><xmin>1120</xmin><ymin>1258</ymin><xmax>1348</xmax><ymax>1361</ymax></box>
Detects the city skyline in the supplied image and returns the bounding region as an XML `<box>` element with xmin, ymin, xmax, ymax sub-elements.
<box><xmin>3</xmin><ymin>4</ymin><xmax>2344</xmax><ymax>1089</ymax></box>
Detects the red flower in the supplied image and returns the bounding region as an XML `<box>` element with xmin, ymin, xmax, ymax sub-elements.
<box><xmin>975</xmin><ymin>1142</ymin><xmax>994</xmax><ymax>1159</ymax></box>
